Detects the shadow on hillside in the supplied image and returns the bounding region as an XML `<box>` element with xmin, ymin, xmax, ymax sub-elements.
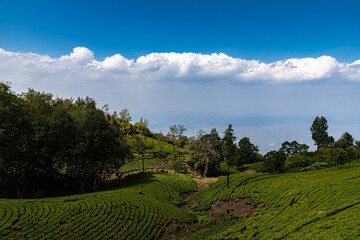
<box><xmin>105</xmin><ymin>171</ymin><xmax>159</xmax><ymax>191</ymax></box>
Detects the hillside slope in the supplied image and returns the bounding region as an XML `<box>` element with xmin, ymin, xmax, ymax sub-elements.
<box><xmin>0</xmin><ymin>173</ymin><xmax>196</xmax><ymax>239</ymax></box>
<box><xmin>1</xmin><ymin>163</ymin><xmax>360</xmax><ymax>239</ymax></box>
<box><xmin>192</xmin><ymin>163</ymin><xmax>360</xmax><ymax>239</ymax></box>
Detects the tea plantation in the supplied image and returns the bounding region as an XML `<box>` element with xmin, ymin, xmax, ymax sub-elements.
<box><xmin>0</xmin><ymin>173</ymin><xmax>197</xmax><ymax>239</ymax></box>
<box><xmin>192</xmin><ymin>163</ymin><xmax>360</xmax><ymax>239</ymax></box>
<box><xmin>1</xmin><ymin>164</ymin><xmax>360</xmax><ymax>239</ymax></box>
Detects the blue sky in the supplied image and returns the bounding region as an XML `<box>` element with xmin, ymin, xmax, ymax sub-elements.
<box><xmin>2</xmin><ymin>0</ymin><xmax>360</xmax><ymax>61</ymax></box>
<box><xmin>1</xmin><ymin>0</ymin><xmax>360</xmax><ymax>153</ymax></box>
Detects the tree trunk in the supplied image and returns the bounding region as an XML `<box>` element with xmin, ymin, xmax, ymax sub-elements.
<box><xmin>16</xmin><ymin>181</ymin><xmax>20</xmax><ymax>198</ymax></box>
<box><xmin>93</xmin><ymin>177</ymin><xmax>97</xmax><ymax>192</ymax></box>
<box><xmin>80</xmin><ymin>178</ymin><xmax>85</xmax><ymax>194</ymax></box>
<box><xmin>204</xmin><ymin>154</ymin><xmax>209</xmax><ymax>177</ymax></box>
<box><xmin>20</xmin><ymin>184</ymin><xmax>26</xmax><ymax>198</ymax></box>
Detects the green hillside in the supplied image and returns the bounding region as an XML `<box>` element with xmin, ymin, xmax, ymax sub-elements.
<box><xmin>192</xmin><ymin>163</ymin><xmax>360</xmax><ymax>239</ymax></box>
<box><xmin>1</xmin><ymin>163</ymin><xmax>360</xmax><ymax>239</ymax></box>
<box><xmin>0</xmin><ymin>173</ymin><xmax>196</xmax><ymax>239</ymax></box>
<box><xmin>120</xmin><ymin>136</ymin><xmax>184</xmax><ymax>173</ymax></box>
<box><xmin>127</xmin><ymin>136</ymin><xmax>182</xmax><ymax>155</ymax></box>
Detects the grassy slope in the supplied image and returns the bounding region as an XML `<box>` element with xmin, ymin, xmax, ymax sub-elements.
<box><xmin>127</xmin><ymin>136</ymin><xmax>182</xmax><ymax>155</ymax></box>
<box><xmin>0</xmin><ymin>172</ymin><xmax>196</xmax><ymax>240</ymax></box>
<box><xmin>192</xmin><ymin>162</ymin><xmax>360</xmax><ymax>239</ymax></box>
<box><xmin>121</xmin><ymin>136</ymin><xmax>183</xmax><ymax>173</ymax></box>
<box><xmin>2</xmin><ymin>161</ymin><xmax>360</xmax><ymax>239</ymax></box>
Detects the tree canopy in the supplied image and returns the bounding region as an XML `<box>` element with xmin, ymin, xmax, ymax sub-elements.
<box><xmin>310</xmin><ymin>116</ymin><xmax>333</xmax><ymax>149</ymax></box>
<box><xmin>0</xmin><ymin>82</ymin><xmax>130</xmax><ymax>197</ymax></box>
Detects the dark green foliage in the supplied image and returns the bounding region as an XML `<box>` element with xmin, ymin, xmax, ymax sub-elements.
<box><xmin>329</xmin><ymin>147</ymin><xmax>347</xmax><ymax>168</ymax></box>
<box><xmin>285</xmin><ymin>153</ymin><xmax>312</xmax><ymax>170</ymax></box>
<box><xmin>263</xmin><ymin>149</ymin><xmax>286</xmax><ymax>174</ymax></box>
<box><xmin>329</xmin><ymin>143</ymin><xmax>356</xmax><ymax>168</ymax></box>
<box><xmin>281</xmin><ymin>140</ymin><xmax>303</xmax><ymax>156</ymax></box>
<box><xmin>0</xmin><ymin>82</ymin><xmax>130</xmax><ymax>197</ymax></box>
<box><xmin>341</xmin><ymin>132</ymin><xmax>354</xmax><ymax>148</ymax></box>
<box><xmin>167</xmin><ymin>124</ymin><xmax>187</xmax><ymax>171</ymax></box>
<box><xmin>186</xmin><ymin>129</ymin><xmax>222</xmax><ymax>177</ymax></box>
<box><xmin>238</xmin><ymin>137</ymin><xmax>259</xmax><ymax>164</ymax></box>
<box><xmin>310</xmin><ymin>116</ymin><xmax>333</xmax><ymax>149</ymax></box>
<box><xmin>298</xmin><ymin>143</ymin><xmax>309</xmax><ymax>153</ymax></box>
<box><xmin>222</xmin><ymin>124</ymin><xmax>238</xmax><ymax>187</ymax></box>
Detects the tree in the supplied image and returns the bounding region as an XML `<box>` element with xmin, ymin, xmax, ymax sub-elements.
<box><xmin>118</xmin><ymin>109</ymin><xmax>133</xmax><ymax>134</ymax></box>
<box><xmin>167</xmin><ymin>124</ymin><xmax>187</xmax><ymax>171</ymax></box>
<box><xmin>186</xmin><ymin>129</ymin><xmax>222</xmax><ymax>177</ymax></box>
<box><xmin>72</xmin><ymin>97</ymin><xmax>129</xmax><ymax>193</ymax></box>
<box><xmin>238</xmin><ymin>137</ymin><xmax>259</xmax><ymax>164</ymax></box>
<box><xmin>0</xmin><ymin>83</ymin><xmax>131</xmax><ymax>197</ymax></box>
<box><xmin>203</xmin><ymin>128</ymin><xmax>223</xmax><ymax>166</ymax></box>
<box><xmin>119</xmin><ymin>108</ymin><xmax>132</xmax><ymax>122</ymax></box>
<box><xmin>281</xmin><ymin>141</ymin><xmax>300</xmax><ymax>156</ymax></box>
<box><xmin>329</xmin><ymin>147</ymin><xmax>347</xmax><ymax>168</ymax></box>
<box><xmin>310</xmin><ymin>116</ymin><xmax>332</xmax><ymax>149</ymax></box>
<box><xmin>222</xmin><ymin>124</ymin><xmax>238</xmax><ymax>187</ymax></box>
<box><xmin>132</xmin><ymin>134</ymin><xmax>147</xmax><ymax>173</ymax></box>
<box><xmin>341</xmin><ymin>132</ymin><xmax>354</xmax><ymax>148</ymax></box>
<box><xmin>298</xmin><ymin>144</ymin><xmax>309</xmax><ymax>153</ymax></box>
<box><xmin>0</xmin><ymin>82</ymin><xmax>31</xmax><ymax>197</ymax></box>
<box><xmin>134</xmin><ymin>117</ymin><xmax>151</xmax><ymax>136</ymax></box>
<box><xmin>263</xmin><ymin>149</ymin><xmax>286</xmax><ymax>174</ymax></box>
<box><xmin>330</xmin><ymin>138</ymin><xmax>356</xmax><ymax>168</ymax></box>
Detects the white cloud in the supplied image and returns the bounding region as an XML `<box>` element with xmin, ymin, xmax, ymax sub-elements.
<box><xmin>1</xmin><ymin>47</ymin><xmax>360</xmax><ymax>84</ymax></box>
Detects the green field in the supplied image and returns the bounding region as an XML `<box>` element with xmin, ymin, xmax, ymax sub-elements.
<box><xmin>127</xmin><ymin>136</ymin><xmax>182</xmax><ymax>155</ymax></box>
<box><xmin>0</xmin><ymin>173</ymin><xmax>196</xmax><ymax>239</ymax></box>
<box><xmin>192</xmin><ymin>163</ymin><xmax>360</xmax><ymax>239</ymax></box>
<box><xmin>1</xmin><ymin>162</ymin><xmax>360</xmax><ymax>239</ymax></box>
<box><xmin>120</xmin><ymin>155</ymin><xmax>173</xmax><ymax>173</ymax></box>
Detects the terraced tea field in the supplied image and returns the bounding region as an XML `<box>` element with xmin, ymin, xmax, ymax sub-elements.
<box><xmin>1</xmin><ymin>163</ymin><xmax>360</xmax><ymax>239</ymax></box>
<box><xmin>0</xmin><ymin>173</ymin><xmax>197</xmax><ymax>239</ymax></box>
<box><xmin>192</xmin><ymin>163</ymin><xmax>360</xmax><ymax>239</ymax></box>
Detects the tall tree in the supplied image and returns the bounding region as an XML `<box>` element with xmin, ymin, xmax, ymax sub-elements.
<box><xmin>341</xmin><ymin>132</ymin><xmax>354</xmax><ymax>148</ymax></box>
<box><xmin>186</xmin><ymin>129</ymin><xmax>222</xmax><ymax>177</ymax></box>
<box><xmin>168</xmin><ymin>124</ymin><xmax>187</xmax><ymax>171</ymax></box>
<box><xmin>222</xmin><ymin>124</ymin><xmax>237</xmax><ymax>188</ymax></box>
<box><xmin>238</xmin><ymin>137</ymin><xmax>259</xmax><ymax>164</ymax></box>
<box><xmin>0</xmin><ymin>83</ymin><xmax>130</xmax><ymax>197</ymax></box>
<box><xmin>310</xmin><ymin>116</ymin><xmax>332</xmax><ymax>149</ymax></box>
<box><xmin>263</xmin><ymin>149</ymin><xmax>286</xmax><ymax>174</ymax></box>
<box><xmin>132</xmin><ymin>134</ymin><xmax>147</xmax><ymax>173</ymax></box>
<box><xmin>0</xmin><ymin>82</ymin><xmax>31</xmax><ymax>197</ymax></box>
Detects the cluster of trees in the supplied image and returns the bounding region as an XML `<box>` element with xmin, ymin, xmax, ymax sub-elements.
<box><xmin>310</xmin><ymin>116</ymin><xmax>358</xmax><ymax>168</ymax></box>
<box><xmin>0</xmin><ymin>83</ymin><xmax>131</xmax><ymax>197</ymax></box>
<box><xmin>283</xmin><ymin>116</ymin><xmax>358</xmax><ymax>171</ymax></box>
<box><xmin>186</xmin><ymin>125</ymin><xmax>261</xmax><ymax>186</ymax></box>
<box><xmin>187</xmin><ymin>115</ymin><xmax>360</xmax><ymax>178</ymax></box>
<box><xmin>2</xmin><ymin>79</ymin><xmax>359</xmax><ymax>197</ymax></box>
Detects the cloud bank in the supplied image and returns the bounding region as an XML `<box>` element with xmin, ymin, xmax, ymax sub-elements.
<box><xmin>1</xmin><ymin>47</ymin><xmax>360</xmax><ymax>84</ymax></box>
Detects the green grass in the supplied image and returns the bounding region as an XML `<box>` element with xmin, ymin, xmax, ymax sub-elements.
<box><xmin>192</xmin><ymin>162</ymin><xmax>360</xmax><ymax>239</ymax></box>
<box><xmin>0</xmin><ymin>172</ymin><xmax>197</xmax><ymax>239</ymax></box>
<box><xmin>127</xmin><ymin>136</ymin><xmax>182</xmax><ymax>155</ymax></box>
<box><xmin>120</xmin><ymin>155</ymin><xmax>173</xmax><ymax>173</ymax></box>
<box><xmin>2</xmin><ymin>159</ymin><xmax>360</xmax><ymax>239</ymax></box>
<box><xmin>219</xmin><ymin>162</ymin><xmax>264</xmax><ymax>174</ymax></box>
